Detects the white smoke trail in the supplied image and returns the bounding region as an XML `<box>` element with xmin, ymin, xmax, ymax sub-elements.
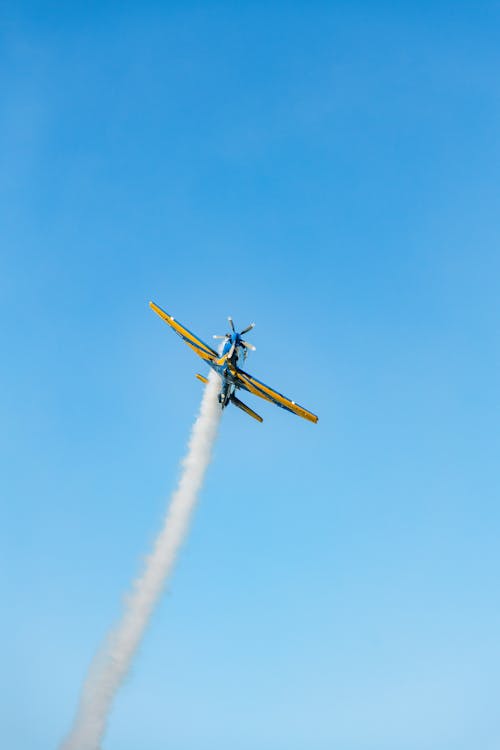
<box><xmin>61</xmin><ymin>370</ymin><xmax>222</xmax><ymax>750</ymax></box>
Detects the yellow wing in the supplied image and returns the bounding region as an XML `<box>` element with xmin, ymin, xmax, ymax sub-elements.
<box><xmin>234</xmin><ymin>368</ymin><xmax>318</xmax><ymax>424</ymax></box>
<box><xmin>149</xmin><ymin>301</ymin><xmax>218</xmax><ymax>363</ymax></box>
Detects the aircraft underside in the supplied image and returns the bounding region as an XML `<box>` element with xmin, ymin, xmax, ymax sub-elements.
<box><xmin>150</xmin><ymin>301</ymin><xmax>318</xmax><ymax>425</ymax></box>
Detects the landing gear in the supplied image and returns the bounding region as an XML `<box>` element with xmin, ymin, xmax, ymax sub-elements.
<box><xmin>218</xmin><ymin>389</ymin><xmax>231</xmax><ymax>408</ymax></box>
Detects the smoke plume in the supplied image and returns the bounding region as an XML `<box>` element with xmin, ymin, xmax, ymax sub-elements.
<box><xmin>61</xmin><ymin>371</ymin><xmax>222</xmax><ymax>750</ymax></box>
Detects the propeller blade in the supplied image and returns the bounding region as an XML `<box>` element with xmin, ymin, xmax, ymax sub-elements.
<box><xmin>240</xmin><ymin>322</ymin><xmax>255</xmax><ymax>335</ymax></box>
<box><xmin>212</xmin><ymin>335</ymin><xmax>228</xmax><ymax>339</ymax></box>
<box><xmin>228</xmin><ymin>316</ymin><xmax>235</xmax><ymax>332</ymax></box>
<box><xmin>228</xmin><ymin>341</ymin><xmax>236</xmax><ymax>358</ymax></box>
<box><xmin>241</xmin><ymin>340</ymin><xmax>256</xmax><ymax>351</ymax></box>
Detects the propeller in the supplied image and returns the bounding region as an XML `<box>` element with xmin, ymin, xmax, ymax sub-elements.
<box><xmin>212</xmin><ymin>317</ymin><xmax>256</xmax><ymax>359</ymax></box>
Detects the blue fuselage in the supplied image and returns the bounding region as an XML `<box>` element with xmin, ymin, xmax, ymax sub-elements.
<box><xmin>221</xmin><ymin>333</ymin><xmax>244</xmax><ymax>364</ymax></box>
<box><xmin>210</xmin><ymin>334</ymin><xmax>246</xmax><ymax>407</ymax></box>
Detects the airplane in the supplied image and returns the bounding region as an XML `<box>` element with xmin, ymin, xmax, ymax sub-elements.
<box><xmin>149</xmin><ymin>301</ymin><xmax>318</xmax><ymax>424</ymax></box>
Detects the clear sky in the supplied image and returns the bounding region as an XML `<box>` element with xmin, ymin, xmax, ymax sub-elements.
<box><xmin>2</xmin><ymin>2</ymin><xmax>500</xmax><ymax>749</ymax></box>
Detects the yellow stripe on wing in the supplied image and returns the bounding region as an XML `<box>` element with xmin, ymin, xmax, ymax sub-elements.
<box><xmin>236</xmin><ymin>371</ymin><xmax>318</xmax><ymax>424</ymax></box>
<box><xmin>149</xmin><ymin>301</ymin><xmax>218</xmax><ymax>360</ymax></box>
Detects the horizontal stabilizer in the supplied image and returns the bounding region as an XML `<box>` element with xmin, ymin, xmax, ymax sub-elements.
<box><xmin>230</xmin><ymin>394</ymin><xmax>263</xmax><ymax>423</ymax></box>
<box><xmin>196</xmin><ymin>373</ymin><xmax>209</xmax><ymax>384</ymax></box>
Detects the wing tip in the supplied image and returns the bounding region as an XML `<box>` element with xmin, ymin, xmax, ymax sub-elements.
<box><xmin>301</xmin><ymin>410</ymin><xmax>318</xmax><ymax>424</ymax></box>
<box><xmin>149</xmin><ymin>300</ymin><xmax>171</xmax><ymax>321</ymax></box>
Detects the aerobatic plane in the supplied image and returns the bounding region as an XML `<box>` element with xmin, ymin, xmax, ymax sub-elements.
<box><xmin>149</xmin><ymin>301</ymin><xmax>318</xmax><ymax>424</ymax></box>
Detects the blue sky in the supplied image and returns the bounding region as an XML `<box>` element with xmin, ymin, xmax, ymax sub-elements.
<box><xmin>2</xmin><ymin>2</ymin><xmax>500</xmax><ymax>749</ymax></box>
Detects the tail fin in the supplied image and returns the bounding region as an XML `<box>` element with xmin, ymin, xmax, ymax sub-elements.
<box><xmin>230</xmin><ymin>394</ymin><xmax>263</xmax><ymax>423</ymax></box>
